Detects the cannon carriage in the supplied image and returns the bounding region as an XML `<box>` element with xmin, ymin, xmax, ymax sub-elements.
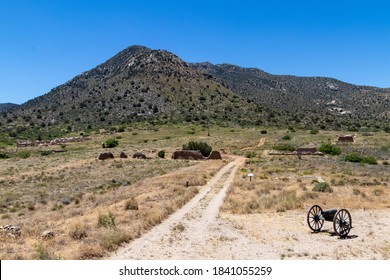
<box><xmin>307</xmin><ymin>205</ymin><xmax>352</xmax><ymax>237</ymax></box>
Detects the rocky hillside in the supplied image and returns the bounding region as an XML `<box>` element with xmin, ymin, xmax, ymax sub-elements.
<box><xmin>192</xmin><ymin>63</ymin><xmax>390</xmax><ymax>128</ymax></box>
<box><xmin>2</xmin><ymin>46</ymin><xmax>269</xmax><ymax>138</ymax></box>
<box><xmin>1</xmin><ymin>45</ymin><xmax>389</xmax><ymax>140</ymax></box>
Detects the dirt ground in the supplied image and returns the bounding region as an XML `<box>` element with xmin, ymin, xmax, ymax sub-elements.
<box><xmin>110</xmin><ymin>156</ymin><xmax>390</xmax><ymax>260</ymax></box>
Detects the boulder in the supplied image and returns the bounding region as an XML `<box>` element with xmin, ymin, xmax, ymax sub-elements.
<box><xmin>133</xmin><ymin>152</ymin><xmax>147</xmax><ymax>159</ymax></box>
<box><xmin>120</xmin><ymin>151</ymin><xmax>128</xmax><ymax>158</ymax></box>
<box><xmin>98</xmin><ymin>152</ymin><xmax>114</xmax><ymax>160</ymax></box>
<box><xmin>41</xmin><ymin>230</ymin><xmax>55</xmax><ymax>239</ymax></box>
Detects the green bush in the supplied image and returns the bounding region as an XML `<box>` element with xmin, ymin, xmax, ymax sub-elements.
<box><xmin>34</xmin><ymin>243</ymin><xmax>50</xmax><ymax>260</ymax></box>
<box><xmin>245</xmin><ymin>151</ymin><xmax>257</xmax><ymax>158</ymax></box>
<box><xmin>361</xmin><ymin>156</ymin><xmax>378</xmax><ymax>165</ymax></box>
<box><xmin>40</xmin><ymin>150</ymin><xmax>52</xmax><ymax>156</ymax></box>
<box><xmin>313</xmin><ymin>182</ymin><xmax>333</xmax><ymax>193</ymax></box>
<box><xmin>0</xmin><ymin>152</ymin><xmax>10</xmax><ymax>159</ymax></box>
<box><xmin>17</xmin><ymin>150</ymin><xmax>31</xmax><ymax>159</ymax></box>
<box><xmin>97</xmin><ymin>212</ymin><xmax>116</xmax><ymax>228</ymax></box>
<box><xmin>310</xmin><ymin>129</ymin><xmax>319</xmax><ymax>134</ymax></box>
<box><xmin>282</xmin><ymin>134</ymin><xmax>292</xmax><ymax>140</ymax></box>
<box><xmin>272</xmin><ymin>143</ymin><xmax>295</xmax><ymax>152</ymax></box>
<box><xmin>344</xmin><ymin>153</ymin><xmax>377</xmax><ymax>165</ymax></box>
<box><xmin>157</xmin><ymin>150</ymin><xmax>165</xmax><ymax>158</ymax></box>
<box><xmin>318</xmin><ymin>143</ymin><xmax>341</xmax><ymax>155</ymax></box>
<box><xmin>105</xmin><ymin>139</ymin><xmax>119</xmax><ymax>148</ymax></box>
<box><xmin>183</xmin><ymin>141</ymin><xmax>212</xmax><ymax>157</ymax></box>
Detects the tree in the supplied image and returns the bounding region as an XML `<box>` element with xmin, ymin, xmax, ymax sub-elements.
<box><xmin>183</xmin><ymin>141</ymin><xmax>212</xmax><ymax>157</ymax></box>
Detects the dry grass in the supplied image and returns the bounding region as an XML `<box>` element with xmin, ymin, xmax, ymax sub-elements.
<box><xmin>0</xmin><ymin>124</ymin><xmax>228</xmax><ymax>259</ymax></box>
<box><xmin>222</xmin><ymin>129</ymin><xmax>390</xmax><ymax>214</ymax></box>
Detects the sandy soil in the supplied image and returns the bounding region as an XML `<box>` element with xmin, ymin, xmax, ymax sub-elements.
<box><xmin>110</xmin><ymin>156</ymin><xmax>390</xmax><ymax>260</ymax></box>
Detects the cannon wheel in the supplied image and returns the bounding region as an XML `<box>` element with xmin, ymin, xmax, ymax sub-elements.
<box><xmin>307</xmin><ymin>205</ymin><xmax>324</xmax><ymax>232</ymax></box>
<box><xmin>333</xmin><ymin>209</ymin><xmax>352</xmax><ymax>237</ymax></box>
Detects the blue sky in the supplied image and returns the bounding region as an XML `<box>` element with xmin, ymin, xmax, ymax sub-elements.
<box><xmin>1</xmin><ymin>0</ymin><xmax>390</xmax><ymax>104</ymax></box>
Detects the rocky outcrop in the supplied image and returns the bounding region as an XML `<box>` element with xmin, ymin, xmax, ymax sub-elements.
<box><xmin>0</xmin><ymin>225</ymin><xmax>21</xmax><ymax>238</ymax></box>
<box><xmin>41</xmin><ymin>230</ymin><xmax>55</xmax><ymax>239</ymax></box>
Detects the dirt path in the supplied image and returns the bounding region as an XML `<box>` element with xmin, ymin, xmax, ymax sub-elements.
<box><xmin>241</xmin><ymin>137</ymin><xmax>265</xmax><ymax>151</ymax></box>
<box><xmin>110</xmin><ymin>156</ymin><xmax>252</xmax><ymax>259</ymax></box>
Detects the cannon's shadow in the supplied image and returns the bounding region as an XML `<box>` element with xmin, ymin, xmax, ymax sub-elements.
<box><xmin>310</xmin><ymin>230</ymin><xmax>358</xmax><ymax>240</ymax></box>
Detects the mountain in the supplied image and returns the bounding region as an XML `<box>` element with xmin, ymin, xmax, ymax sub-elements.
<box><xmin>0</xmin><ymin>103</ymin><xmax>19</xmax><ymax>112</ymax></box>
<box><xmin>1</xmin><ymin>45</ymin><xmax>389</xmax><ymax>139</ymax></box>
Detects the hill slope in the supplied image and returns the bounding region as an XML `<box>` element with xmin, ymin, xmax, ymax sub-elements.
<box><xmin>192</xmin><ymin>63</ymin><xmax>390</xmax><ymax>128</ymax></box>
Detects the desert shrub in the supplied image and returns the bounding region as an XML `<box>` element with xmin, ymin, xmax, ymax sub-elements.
<box><xmin>17</xmin><ymin>150</ymin><xmax>31</xmax><ymax>159</ymax></box>
<box><xmin>33</xmin><ymin>243</ymin><xmax>58</xmax><ymax>260</ymax></box>
<box><xmin>318</xmin><ymin>143</ymin><xmax>341</xmax><ymax>155</ymax></box>
<box><xmin>40</xmin><ymin>150</ymin><xmax>52</xmax><ymax>156</ymax></box>
<box><xmin>344</xmin><ymin>153</ymin><xmax>363</xmax><ymax>163</ymax></box>
<box><xmin>99</xmin><ymin>228</ymin><xmax>129</xmax><ymax>251</ymax></box>
<box><xmin>272</xmin><ymin>143</ymin><xmax>295</xmax><ymax>152</ymax></box>
<box><xmin>183</xmin><ymin>140</ymin><xmax>212</xmax><ymax>157</ymax></box>
<box><xmin>77</xmin><ymin>244</ymin><xmax>104</xmax><ymax>260</ymax></box>
<box><xmin>105</xmin><ymin>139</ymin><xmax>119</xmax><ymax>148</ymax></box>
<box><xmin>97</xmin><ymin>212</ymin><xmax>116</xmax><ymax>228</ymax></box>
<box><xmin>275</xmin><ymin>190</ymin><xmax>302</xmax><ymax>212</ymax></box>
<box><xmin>172</xmin><ymin>222</ymin><xmax>185</xmax><ymax>232</ymax></box>
<box><xmin>0</xmin><ymin>152</ymin><xmax>10</xmax><ymax>159</ymax></box>
<box><xmin>344</xmin><ymin>153</ymin><xmax>378</xmax><ymax>165</ymax></box>
<box><xmin>361</xmin><ymin>156</ymin><xmax>378</xmax><ymax>165</ymax></box>
<box><xmin>34</xmin><ymin>243</ymin><xmax>50</xmax><ymax>260</ymax></box>
<box><xmin>125</xmin><ymin>197</ymin><xmax>139</xmax><ymax>210</ymax></box>
<box><xmin>245</xmin><ymin>151</ymin><xmax>257</xmax><ymax>158</ymax></box>
<box><xmin>310</xmin><ymin>129</ymin><xmax>319</xmax><ymax>134</ymax></box>
<box><xmin>282</xmin><ymin>134</ymin><xmax>292</xmax><ymax>140</ymax></box>
<box><xmin>300</xmin><ymin>191</ymin><xmax>319</xmax><ymax>200</ymax></box>
<box><xmin>157</xmin><ymin>150</ymin><xmax>165</xmax><ymax>158</ymax></box>
<box><xmin>373</xmin><ymin>188</ymin><xmax>384</xmax><ymax>196</ymax></box>
<box><xmin>313</xmin><ymin>182</ymin><xmax>333</xmax><ymax>193</ymax></box>
<box><xmin>69</xmin><ymin>220</ymin><xmax>88</xmax><ymax>240</ymax></box>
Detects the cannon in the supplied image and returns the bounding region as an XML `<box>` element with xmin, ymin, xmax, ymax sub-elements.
<box><xmin>307</xmin><ymin>205</ymin><xmax>352</xmax><ymax>237</ymax></box>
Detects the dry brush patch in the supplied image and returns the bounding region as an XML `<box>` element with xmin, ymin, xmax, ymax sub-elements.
<box><xmin>0</xmin><ymin>137</ymin><xmax>226</xmax><ymax>259</ymax></box>
<box><xmin>222</xmin><ymin>142</ymin><xmax>390</xmax><ymax>215</ymax></box>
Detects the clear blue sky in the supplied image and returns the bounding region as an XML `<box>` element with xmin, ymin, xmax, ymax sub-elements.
<box><xmin>1</xmin><ymin>0</ymin><xmax>390</xmax><ymax>104</ymax></box>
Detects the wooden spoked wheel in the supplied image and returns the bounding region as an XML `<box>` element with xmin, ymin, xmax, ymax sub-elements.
<box><xmin>333</xmin><ymin>209</ymin><xmax>352</xmax><ymax>237</ymax></box>
<box><xmin>307</xmin><ymin>205</ymin><xmax>324</xmax><ymax>232</ymax></box>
